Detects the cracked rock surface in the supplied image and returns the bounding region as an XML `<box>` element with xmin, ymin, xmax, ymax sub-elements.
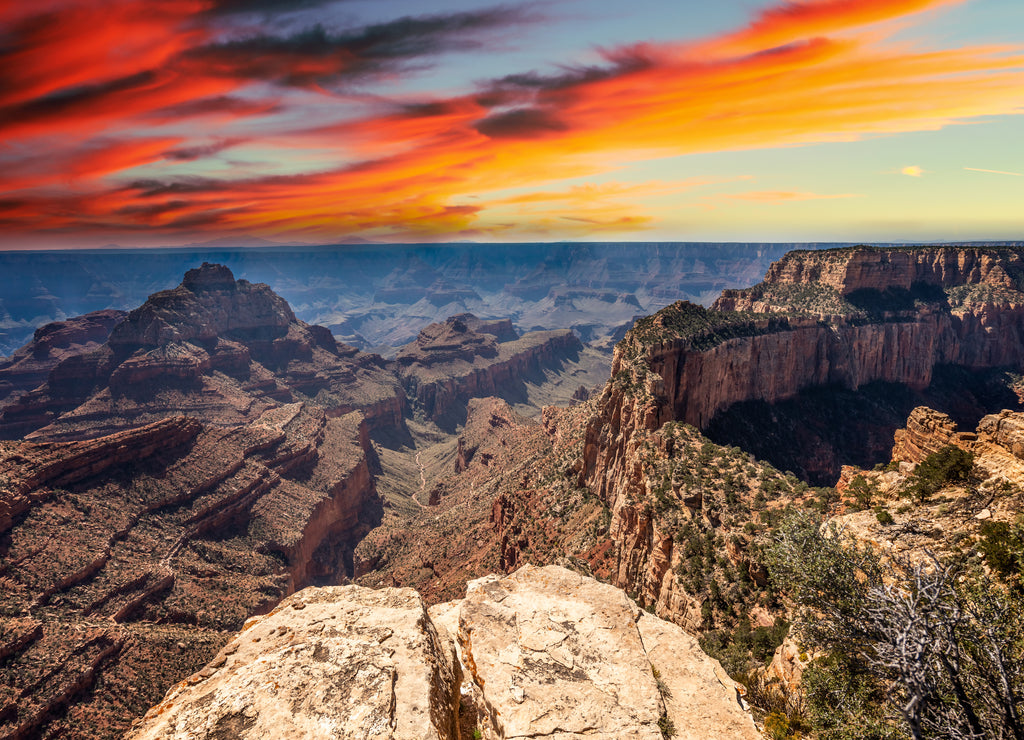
<box><xmin>129</xmin><ymin>565</ymin><xmax>757</xmax><ymax>739</ymax></box>
<box><xmin>126</xmin><ymin>586</ymin><xmax>459</xmax><ymax>740</ymax></box>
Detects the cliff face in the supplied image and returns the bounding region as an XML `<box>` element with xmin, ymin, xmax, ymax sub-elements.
<box><xmin>719</xmin><ymin>246</ymin><xmax>1023</xmax><ymax>303</ymax></box>
<box><xmin>128</xmin><ymin>565</ymin><xmax>759</xmax><ymax>740</ymax></box>
<box><xmin>644</xmin><ymin>248</ymin><xmax>1024</xmax><ymax>434</ymax></box>
<box><xmin>0</xmin><ymin>309</ymin><xmax>125</xmax><ymax>406</ymax></box>
<box><xmin>569</xmin><ymin>246</ymin><xmax>1024</xmax><ymax>627</ymax></box>
<box><xmin>395</xmin><ymin>314</ymin><xmax>584</xmax><ymax>428</ymax></box>
<box><xmin>584</xmin><ymin>247</ymin><xmax>1024</xmax><ymax>484</ymax></box>
<box><xmin>0</xmin><ymin>264</ymin><xmax>405</xmax><ymax>440</ymax></box>
<box><xmin>648</xmin><ymin>311</ymin><xmax>1024</xmax><ymax>431</ymax></box>
<box><xmin>0</xmin><ymin>403</ymin><xmax>381</xmax><ymax>740</ymax></box>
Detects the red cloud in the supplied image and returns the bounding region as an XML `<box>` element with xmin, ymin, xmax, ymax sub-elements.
<box><xmin>0</xmin><ymin>0</ymin><xmax>1022</xmax><ymax>244</ymax></box>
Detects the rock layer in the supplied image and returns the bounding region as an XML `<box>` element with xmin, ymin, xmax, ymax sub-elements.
<box><xmin>127</xmin><ymin>586</ymin><xmax>460</xmax><ymax>740</ymax></box>
<box><xmin>0</xmin><ymin>404</ymin><xmax>380</xmax><ymax>739</ymax></box>
<box><xmin>0</xmin><ymin>309</ymin><xmax>125</xmax><ymax>406</ymax></box>
<box><xmin>0</xmin><ymin>264</ymin><xmax>405</xmax><ymax>440</ymax></box>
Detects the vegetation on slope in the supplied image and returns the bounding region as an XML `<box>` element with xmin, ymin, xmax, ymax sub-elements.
<box><xmin>628</xmin><ymin>301</ymin><xmax>785</xmax><ymax>350</ymax></box>
<box><xmin>761</xmin><ymin>442</ymin><xmax>1024</xmax><ymax>740</ymax></box>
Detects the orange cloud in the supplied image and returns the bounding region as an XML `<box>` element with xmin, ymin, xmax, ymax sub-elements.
<box><xmin>1</xmin><ymin>0</ymin><xmax>1023</xmax><ymax>243</ymax></box>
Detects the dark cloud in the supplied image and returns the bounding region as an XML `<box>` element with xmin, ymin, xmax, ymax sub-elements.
<box><xmin>163</xmin><ymin>139</ymin><xmax>245</xmax><ymax>161</ymax></box>
<box><xmin>144</xmin><ymin>96</ymin><xmax>281</xmax><ymax>120</ymax></box>
<box><xmin>182</xmin><ymin>6</ymin><xmax>539</xmax><ymax>88</ymax></box>
<box><xmin>398</xmin><ymin>100</ymin><xmax>472</xmax><ymax>118</ymax></box>
<box><xmin>0</xmin><ymin>71</ymin><xmax>157</xmax><ymax>126</ymax></box>
<box><xmin>202</xmin><ymin>0</ymin><xmax>349</xmax><ymax>16</ymax></box>
<box><xmin>474</xmin><ymin>107</ymin><xmax>567</xmax><ymax>139</ymax></box>
<box><xmin>127</xmin><ymin>177</ymin><xmax>222</xmax><ymax>198</ymax></box>
<box><xmin>115</xmin><ymin>200</ymin><xmax>192</xmax><ymax>217</ymax></box>
<box><xmin>0</xmin><ymin>199</ymin><xmax>29</xmax><ymax>212</ymax></box>
<box><xmin>487</xmin><ymin>47</ymin><xmax>652</xmax><ymax>93</ymax></box>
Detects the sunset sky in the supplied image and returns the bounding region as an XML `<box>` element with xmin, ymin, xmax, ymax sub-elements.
<box><xmin>1</xmin><ymin>0</ymin><xmax>1023</xmax><ymax>248</ymax></box>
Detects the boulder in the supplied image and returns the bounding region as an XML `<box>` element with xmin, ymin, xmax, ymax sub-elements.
<box><xmin>127</xmin><ymin>586</ymin><xmax>460</xmax><ymax>740</ymax></box>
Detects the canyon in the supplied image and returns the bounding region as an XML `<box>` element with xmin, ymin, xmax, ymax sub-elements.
<box><xmin>2</xmin><ymin>245</ymin><xmax>1024</xmax><ymax>738</ymax></box>
<box><xmin>0</xmin><ymin>242</ymin><xmax>803</xmax><ymax>358</ymax></box>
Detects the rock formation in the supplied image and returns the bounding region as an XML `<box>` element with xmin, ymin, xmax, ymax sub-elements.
<box><xmin>0</xmin><ymin>264</ymin><xmax>405</xmax><ymax>440</ymax></box>
<box><xmin>394</xmin><ymin>314</ymin><xmax>583</xmax><ymax>428</ymax></box>
<box><xmin>128</xmin><ymin>565</ymin><xmax>759</xmax><ymax>740</ymax></box>
<box><xmin>126</xmin><ymin>584</ymin><xmax>460</xmax><ymax>740</ymax></box>
<box><xmin>584</xmin><ymin>246</ymin><xmax>1024</xmax><ymax>483</ymax></box>
<box><xmin>0</xmin><ymin>309</ymin><xmax>125</xmax><ymax>405</ymax></box>
<box><xmin>0</xmin><ymin>403</ymin><xmax>381</xmax><ymax>739</ymax></box>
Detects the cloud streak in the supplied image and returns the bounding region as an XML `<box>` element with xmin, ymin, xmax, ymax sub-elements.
<box><xmin>1</xmin><ymin>0</ymin><xmax>1023</xmax><ymax>243</ymax></box>
<box><xmin>964</xmin><ymin>167</ymin><xmax>1023</xmax><ymax>176</ymax></box>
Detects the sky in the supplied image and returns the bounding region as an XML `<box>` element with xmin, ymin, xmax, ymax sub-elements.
<box><xmin>1</xmin><ymin>0</ymin><xmax>1023</xmax><ymax>248</ymax></box>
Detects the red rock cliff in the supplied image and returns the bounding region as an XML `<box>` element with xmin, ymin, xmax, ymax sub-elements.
<box><xmin>577</xmin><ymin>246</ymin><xmax>1024</xmax><ymax>628</ymax></box>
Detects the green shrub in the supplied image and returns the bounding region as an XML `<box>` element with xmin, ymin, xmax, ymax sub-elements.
<box><xmin>978</xmin><ymin>517</ymin><xmax>1024</xmax><ymax>588</ymax></box>
<box><xmin>769</xmin><ymin>510</ymin><xmax>1024</xmax><ymax>740</ymax></box>
<box><xmin>909</xmin><ymin>445</ymin><xmax>974</xmax><ymax>502</ymax></box>
<box><xmin>846</xmin><ymin>475</ymin><xmax>876</xmax><ymax>511</ymax></box>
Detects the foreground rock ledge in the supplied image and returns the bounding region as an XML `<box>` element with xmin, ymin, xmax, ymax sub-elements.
<box><xmin>127</xmin><ymin>565</ymin><xmax>758</xmax><ymax>740</ymax></box>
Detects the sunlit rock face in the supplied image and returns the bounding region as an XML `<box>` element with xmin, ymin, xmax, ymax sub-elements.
<box><xmin>128</xmin><ymin>565</ymin><xmax>759</xmax><ymax>740</ymax></box>
<box><xmin>586</xmin><ymin>246</ymin><xmax>1024</xmax><ymax>484</ymax></box>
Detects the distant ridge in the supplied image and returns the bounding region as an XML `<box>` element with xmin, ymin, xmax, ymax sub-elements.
<box><xmin>175</xmin><ymin>234</ymin><xmax>322</xmax><ymax>249</ymax></box>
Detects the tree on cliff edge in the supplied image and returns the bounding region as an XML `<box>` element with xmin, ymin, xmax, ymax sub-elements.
<box><xmin>768</xmin><ymin>512</ymin><xmax>1024</xmax><ymax>740</ymax></box>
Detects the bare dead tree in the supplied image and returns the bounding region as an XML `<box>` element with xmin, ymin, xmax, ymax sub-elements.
<box><xmin>769</xmin><ymin>512</ymin><xmax>1024</xmax><ymax>740</ymax></box>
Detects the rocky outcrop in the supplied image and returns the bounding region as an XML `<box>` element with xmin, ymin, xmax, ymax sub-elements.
<box><xmin>716</xmin><ymin>246</ymin><xmax>1024</xmax><ymax>306</ymax></box>
<box><xmin>0</xmin><ymin>309</ymin><xmax>125</xmax><ymax>406</ymax></box>
<box><xmin>0</xmin><ymin>264</ymin><xmax>405</xmax><ymax>440</ymax></box>
<box><xmin>0</xmin><ymin>404</ymin><xmax>382</xmax><ymax>739</ymax></box>
<box><xmin>129</xmin><ymin>565</ymin><xmax>759</xmax><ymax>740</ymax></box>
<box><xmin>395</xmin><ymin>314</ymin><xmax>583</xmax><ymax>426</ymax></box>
<box><xmin>891</xmin><ymin>407</ymin><xmax>969</xmax><ymax>464</ymax></box>
<box><xmin>127</xmin><ymin>586</ymin><xmax>460</xmax><ymax>740</ymax></box>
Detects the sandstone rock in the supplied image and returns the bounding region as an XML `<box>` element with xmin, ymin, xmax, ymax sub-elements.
<box><xmin>458</xmin><ymin>565</ymin><xmax>757</xmax><ymax>740</ymax></box>
<box><xmin>636</xmin><ymin>612</ymin><xmax>761</xmax><ymax>740</ymax></box>
<box><xmin>459</xmin><ymin>565</ymin><xmax>662</xmax><ymax>739</ymax></box>
<box><xmin>128</xmin><ymin>566</ymin><xmax>759</xmax><ymax>740</ymax></box>
<box><xmin>127</xmin><ymin>585</ymin><xmax>459</xmax><ymax>740</ymax></box>
<box><xmin>978</xmin><ymin>410</ymin><xmax>1024</xmax><ymax>460</ymax></box>
<box><xmin>759</xmin><ymin>637</ymin><xmax>811</xmax><ymax>699</ymax></box>
<box><xmin>892</xmin><ymin>407</ymin><xmax>961</xmax><ymax>464</ymax></box>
